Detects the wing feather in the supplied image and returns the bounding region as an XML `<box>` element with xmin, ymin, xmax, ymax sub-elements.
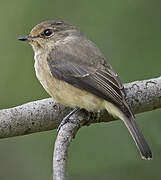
<box><xmin>47</xmin><ymin>56</ymin><xmax>125</xmax><ymax>106</ymax></box>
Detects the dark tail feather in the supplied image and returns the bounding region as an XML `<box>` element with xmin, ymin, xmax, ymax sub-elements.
<box><xmin>122</xmin><ymin>115</ymin><xmax>152</xmax><ymax>160</ymax></box>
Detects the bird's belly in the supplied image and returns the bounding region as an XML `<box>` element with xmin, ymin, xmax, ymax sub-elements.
<box><xmin>49</xmin><ymin>79</ymin><xmax>105</xmax><ymax>111</ymax></box>
<box><xmin>34</xmin><ymin>58</ymin><xmax>105</xmax><ymax>111</ymax></box>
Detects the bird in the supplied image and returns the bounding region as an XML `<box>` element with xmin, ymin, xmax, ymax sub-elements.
<box><xmin>18</xmin><ymin>20</ymin><xmax>152</xmax><ymax>160</ymax></box>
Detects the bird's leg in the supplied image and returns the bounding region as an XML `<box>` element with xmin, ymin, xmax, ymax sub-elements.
<box><xmin>57</xmin><ymin>107</ymin><xmax>80</xmax><ymax>132</ymax></box>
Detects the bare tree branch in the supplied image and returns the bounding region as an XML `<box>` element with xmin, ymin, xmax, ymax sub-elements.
<box><xmin>0</xmin><ymin>76</ymin><xmax>160</xmax><ymax>139</ymax></box>
<box><xmin>53</xmin><ymin>122</ymin><xmax>80</xmax><ymax>180</ymax></box>
<box><xmin>0</xmin><ymin>77</ymin><xmax>160</xmax><ymax>180</ymax></box>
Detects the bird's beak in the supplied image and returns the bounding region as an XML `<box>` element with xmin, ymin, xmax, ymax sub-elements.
<box><xmin>18</xmin><ymin>36</ymin><xmax>33</xmax><ymax>41</ymax></box>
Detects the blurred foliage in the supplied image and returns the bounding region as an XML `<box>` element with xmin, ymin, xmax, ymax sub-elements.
<box><xmin>0</xmin><ymin>0</ymin><xmax>160</xmax><ymax>179</ymax></box>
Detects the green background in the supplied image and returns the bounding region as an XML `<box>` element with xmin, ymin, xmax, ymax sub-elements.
<box><xmin>0</xmin><ymin>0</ymin><xmax>160</xmax><ymax>179</ymax></box>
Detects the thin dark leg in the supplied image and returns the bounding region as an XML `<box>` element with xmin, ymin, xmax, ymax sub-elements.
<box><xmin>57</xmin><ymin>107</ymin><xmax>80</xmax><ymax>132</ymax></box>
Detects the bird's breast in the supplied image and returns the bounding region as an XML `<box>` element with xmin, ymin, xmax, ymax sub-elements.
<box><xmin>34</xmin><ymin>53</ymin><xmax>105</xmax><ymax>111</ymax></box>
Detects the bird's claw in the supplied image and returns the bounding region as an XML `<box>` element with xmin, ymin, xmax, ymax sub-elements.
<box><xmin>57</xmin><ymin>107</ymin><xmax>80</xmax><ymax>133</ymax></box>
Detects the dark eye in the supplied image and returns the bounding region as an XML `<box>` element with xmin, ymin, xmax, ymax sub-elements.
<box><xmin>44</xmin><ymin>29</ymin><xmax>53</xmax><ymax>36</ymax></box>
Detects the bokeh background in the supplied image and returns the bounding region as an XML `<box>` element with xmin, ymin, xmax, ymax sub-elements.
<box><xmin>0</xmin><ymin>0</ymin><xmax>160</xmax><ymax>179</ymax></box>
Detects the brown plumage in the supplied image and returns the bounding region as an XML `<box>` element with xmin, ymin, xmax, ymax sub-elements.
<box><xmin>18</xmin><ymin>20</ymin><xmax>152</xmax><ymax>159</ymax></box>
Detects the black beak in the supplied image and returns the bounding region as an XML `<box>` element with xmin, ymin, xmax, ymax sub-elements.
<box><xmin>18</xmin><ymin>36</ymin><xmax>33</xmax><ymax>41</ymax></box>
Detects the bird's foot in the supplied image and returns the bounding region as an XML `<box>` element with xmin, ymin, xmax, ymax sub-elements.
<box><xmin>57</xmin><ymin>107</ymin><xmax>80</xmax><ymax>132</ymax></box>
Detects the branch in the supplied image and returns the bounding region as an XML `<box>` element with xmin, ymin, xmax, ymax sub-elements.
<box><xmin>0</xmin><ymin>76</ymin><xmax>160</xmax><ymax>139</ymax></box>
<box><xmin>0</xmin><ymin>77</ymin><xmax>161</xmax><ymax>180</ymax></box>
<box><xmin>53</xmin><ymin>123</ymin><xmax>79</xmax><ymax>180</ymax></box>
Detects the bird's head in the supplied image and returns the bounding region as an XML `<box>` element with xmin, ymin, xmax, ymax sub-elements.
<box><xmin>18</xmin><ymin>20</ymin><xmax>79</xmax><ymax>52</ymax></box>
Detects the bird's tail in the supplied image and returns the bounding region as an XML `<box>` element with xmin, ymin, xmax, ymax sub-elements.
<box><xmin>104</xmin><ymin>101</ymin><xmax>152</xmax><ymax>160</ymax></box>
<box><xmin>121</xmin><ymin>114</ymin><xmax>152</xmax><ymax>160</ymax></box>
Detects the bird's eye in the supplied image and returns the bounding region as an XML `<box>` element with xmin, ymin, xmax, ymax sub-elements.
<box><xmin>43</xmin><ymin>29</ymin><xmax>53</xmax><ymax>36</ymax></box>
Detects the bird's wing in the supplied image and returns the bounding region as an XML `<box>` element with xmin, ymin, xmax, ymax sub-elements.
<box><xmin>47</xmin><ymin>52</ymin><xmax>125</xmax><ymax>106</ymax></box>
